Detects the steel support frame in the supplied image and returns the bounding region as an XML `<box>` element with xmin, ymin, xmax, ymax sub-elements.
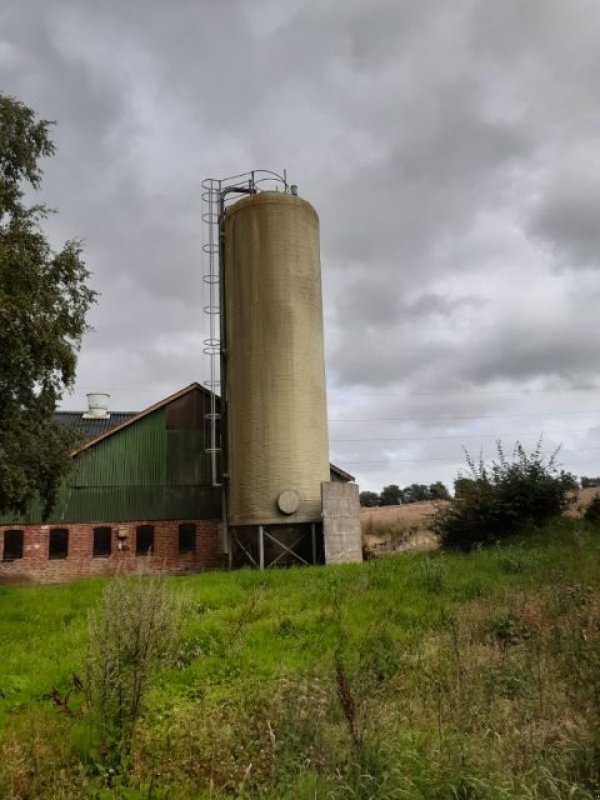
<box><xmin>230</xmin><ymin>524</ymin><xmax>320</xmax><ymax>569</ymax></box>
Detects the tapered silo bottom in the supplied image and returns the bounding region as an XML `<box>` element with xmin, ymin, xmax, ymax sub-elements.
<box><xmin>228</xmin><ymin>523</ymin><xmax>324</xmax><ymax>569</ymax></box>
<box><xmin>227</xmin><ymin>483</ymin><xmax>363</xmax><ymax>568</ymax></box>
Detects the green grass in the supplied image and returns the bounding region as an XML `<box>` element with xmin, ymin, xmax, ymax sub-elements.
<box><xmin>1</xmin><ymin>518</ymin><xmax>600</xmax><ymax>798</ymax></box>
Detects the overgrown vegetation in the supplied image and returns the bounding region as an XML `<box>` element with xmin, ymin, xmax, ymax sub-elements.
<box><xmin>584</xmin><ymin>494</ymin><xmax>600</xmax><ymax>525</ymax></box>
<box><xmin>433</xmin><ymin>440</ymin><xmax>577</xmax><ymax>550</ymax></box>
<box><xmin>1</xmin><ymin>519</ymin><xmax>600</xmax><ymax>798</ymax></box>
<box><xmin>85</xmin><ymin>574</ymin><xmax>184</xmax><ymax>769</ymax></box>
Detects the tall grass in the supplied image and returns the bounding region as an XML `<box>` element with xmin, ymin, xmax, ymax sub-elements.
<box><xmin>0</xmin><ymin>519</ymin><xmax>599</xmax><ymax>798</ymax></box>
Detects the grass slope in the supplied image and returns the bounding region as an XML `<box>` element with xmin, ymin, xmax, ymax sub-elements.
<box><xmin>1</xmin><ymin>518</ymin><xmax>600</xmax><ymax>798</ymax></box>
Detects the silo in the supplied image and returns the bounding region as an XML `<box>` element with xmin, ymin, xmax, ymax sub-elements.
<box><xmin>223</xmin><ymin>191</ymin><xmax>330</xmax><ymax>531</ymax></box>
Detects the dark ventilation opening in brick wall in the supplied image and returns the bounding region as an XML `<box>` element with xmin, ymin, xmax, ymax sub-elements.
<box><xmin>136</xmin><ymin>525</ymin><xmax>154</xmax><ymax>556</ymax></box>
<box><xmin>178</xmin><ymin>523</ymin><xmax>196</xmax><ymax>554</ymax></box>
<box><xmin>3</xmin><ymin>530</ymin><xmax>24</xmax><ymax>561</ymax></box>
<box><xmin>49</xmin><ymin>528</ymin><xmax>69</xmax><ymax>559</ymax></box>
<box><xmin>93</xmin><ymin>527</ymin><xmax>112</xmax><ymax>557</ymax></box>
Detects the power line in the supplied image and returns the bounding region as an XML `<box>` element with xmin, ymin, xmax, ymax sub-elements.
<box><xmin>329</xmin><ymin>410</ymin><xmax>599</xmax><ymax>423</ymax></box>
<box><xmin>336</xmin><ymin>446</ymin><xmax>600</xmax><ymax>467</ymax></box>
<box><xmin>331</xmin><ymin>427</ymin><xmax>592</xmax><ymax>443</ymax></box>
<box><xmin>329</xmin><ymin>387</ymin><xmax>600</xmax><ymax>398</ymax></box>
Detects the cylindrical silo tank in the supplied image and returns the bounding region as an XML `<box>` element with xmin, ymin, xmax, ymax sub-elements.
<box><xmin>223</xmin><ymin>191</ymin><xmax>330</xmax><ymax>527</ymax></box>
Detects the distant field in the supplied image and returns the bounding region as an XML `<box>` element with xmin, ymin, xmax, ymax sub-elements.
<box><xmin>361</xmin><ymin>487</ymin><xmax>600</xmax><ymax>556</ymax></box>
<box><xmin>361</xmin><ymin>500</ymin><xmax>441</xmax><ymax>555</ymax></box>
<box><xmin>566</xmin><ymin>486</ymin><xmax>600</xmax><ymax>515</ymax></box>
<box><xmin>1</xmin><ymin>518</ymin><xmax>600</xmax><ymax>798</ymax></box>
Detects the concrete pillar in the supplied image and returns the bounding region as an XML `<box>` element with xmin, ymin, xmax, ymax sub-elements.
<box><xmin>321</xmin><ymin>482</ymin><xmax>363</xmax><ymax>565</ymax></box>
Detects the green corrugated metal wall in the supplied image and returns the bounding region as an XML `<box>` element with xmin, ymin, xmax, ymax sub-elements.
<box><xmin>74</xmin><ymin>409</ymin><xmax>167</xmax><ymax>488</ymax></box>
<box><xmin>0</xmin><ymin>387</ymin><xmax>349</xmax><ymax>527</ymax></box>
<box><xmin>0</xmin><ymin>391</ymin><xmax>221</xmax><ymax>524</ymax></box>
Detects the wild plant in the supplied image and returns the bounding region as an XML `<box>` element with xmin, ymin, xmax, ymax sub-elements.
<box><xmin>84</xmin><ymin>573</ymin><xmax>183</xmax><ymax>768</ymax></box>
<box><xmin>420</xmin><ymin>554</ymin><xmax>448</xmax><ymax>593</ymax></box>
<box><xmin>434</xmin><ymin>439</ymin><xmax>576</xmax><ymax>549</ymax></box>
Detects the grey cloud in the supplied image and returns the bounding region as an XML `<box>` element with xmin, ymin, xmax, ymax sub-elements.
<box><xmin>3</xmin><ymin>0</ymin><xmax>600</xmax><ymax>488</ymax></box>
<box><xmin>463</xmin><ymin>314</ymin><xmax>600</xmax><ymax>385</ymax></box>
<box><xmin>531</xmin><ymin>172</ymin><xmax>600</xmax><ymax>270</ymax></box>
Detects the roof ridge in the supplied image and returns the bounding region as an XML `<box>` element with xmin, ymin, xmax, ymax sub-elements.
<box><xmin>69</xmin><ymin>382</ymin><xmax>209</xmax><ymax>456</ymax></box>
<box><xmin>55</xmin><ymin>410</ymin><xmax>137</xmax><ymax>415</ymax></box>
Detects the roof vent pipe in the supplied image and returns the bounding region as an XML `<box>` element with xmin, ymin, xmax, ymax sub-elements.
<box><xmin>83</xmin><ymin>393</ymin><xmax>110</xmax><ymax>419</ymax></box>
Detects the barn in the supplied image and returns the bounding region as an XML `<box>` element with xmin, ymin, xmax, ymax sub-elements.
<box><xmin>0</xmin><ymin>383</ymin><xmax>354</xmax><ymax>583</ymax></box>
<box><xmin>1</xmin><ymin>173</ymin><xmax>365</xmax><ymax>582</ymax></box>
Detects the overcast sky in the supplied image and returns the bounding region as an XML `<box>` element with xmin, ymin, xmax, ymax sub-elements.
<box><xmin>3</xmin><ymin>0</ymin><xmax>600</xmax><ymax>491</ymax></box>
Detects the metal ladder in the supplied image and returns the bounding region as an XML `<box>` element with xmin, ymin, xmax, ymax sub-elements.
<box><xmin>201</xmin><ymin>178</ymin><xmax>222</xmax><ymax>487</ymax></box>
<box><xmin>201</xmin><ymin>170</ymin><xmax>290</xmax><ymax>489</ymax></box>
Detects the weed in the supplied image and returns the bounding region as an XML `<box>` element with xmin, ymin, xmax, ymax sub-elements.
<box><xmin>420</xmin><ymin>554</ymin><xmax>448</xmax><ymax>593</ymax></box>
<box><xmin>84</xmin><ymin>573</ymin><xmax>184</xmax><ymax>769</ymax></box>
<box><xmin>335</xmin><ymin>649</ymin><xmax>361</xmax><ymax>748</ymax></box>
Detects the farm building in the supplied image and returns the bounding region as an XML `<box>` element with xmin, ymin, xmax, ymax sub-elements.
<box><xmin>0</xmin><ymin>383</ymin><xmax>354</xmax><ymax>583</ymax></box>
<box><xmin>1</xmin><ymin>172</ymin><xmax>364</xmax><ymax>583</ymax></box>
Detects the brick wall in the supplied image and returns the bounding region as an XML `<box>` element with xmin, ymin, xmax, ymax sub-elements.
<box><xmin>0</xmin><ymin>519</ymin><xmax>223</xmax><ymax>584</ymax></box>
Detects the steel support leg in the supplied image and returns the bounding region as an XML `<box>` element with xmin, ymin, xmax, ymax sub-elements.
<box><xmin>259</xmin><ymin>525</ymin><xmax>265</xmax><ymax>570</ymax></box>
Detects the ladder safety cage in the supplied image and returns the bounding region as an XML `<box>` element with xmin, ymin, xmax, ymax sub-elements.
<box><xmin>201</xmin><ymin>170</ymin><xmax>290</xmax><ymax>489</ymax></box>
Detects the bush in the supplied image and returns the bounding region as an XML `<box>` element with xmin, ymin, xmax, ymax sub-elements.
<box><xmin>584</xmin><ymin>494</ymin><xmax>600</xmax><ymax>525</ymax></box>
<box><xmin>433</xmin><ymin>440</ymin><xmax>576</xmax><ymax>550</ymax></box>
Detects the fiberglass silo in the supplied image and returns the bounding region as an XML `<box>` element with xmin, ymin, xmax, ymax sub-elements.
<box><xmin>223</xmin><ymin>191</ymin><xmax>330</xmax><ymax>538</ymax></box>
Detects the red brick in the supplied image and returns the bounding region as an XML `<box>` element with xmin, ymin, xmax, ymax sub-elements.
<box><xmin>0</xmin><ymin>519</ymin><xmax>224</xmax><ymax>584</ymax></box>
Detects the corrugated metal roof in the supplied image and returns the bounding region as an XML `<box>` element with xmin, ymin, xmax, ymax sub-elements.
<box><xmin>55</xmin><ymin>411</ymin><xmax>137</xmax><ymax>441</ymax></box>
<box><xmin>57</xmin><ymin>382</ymin><xmax>355</xmax><ymax>481</ymax></box>
<box><xmin>70</xmin><ymin>383</ymin><xmax>212</xmax><ymax>455</ymax></box>
<box><xmin>329</xmin><ymin>463</ymin><xmax>355</xmax><ymax>483</ymax></box>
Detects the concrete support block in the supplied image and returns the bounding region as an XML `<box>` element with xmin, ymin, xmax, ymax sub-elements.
<box><xmin>321</xmin><ymin>482</ymin><xmax>363</xmax><ymax>565</ymax></box>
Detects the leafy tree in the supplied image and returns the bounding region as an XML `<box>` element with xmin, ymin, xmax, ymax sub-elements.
<box><xmin>580</xmin><ymin>477</ymin><xmax>600</xmax><ymax>488</ymax></box>
<box><xmin>379</xmin><ymin>484</ymin><xmax>403</xmax><ymax>506</ymax></box>
<box><xmin>0</xmin><ymin>94</ymin><xmax>96</xmax><ymax>517</ymax></box>
<box><xmin>401</xmin><ymin>483</ymin><xmax>430</xmax><ymax>503</ymax></box>
<box><xmin>433</xmin><ymin>441</ymin><xmax>576</xmax><ymax>550</ymax></box>
<box><xmin>428</xmin><ymin>481</ymin><xmax>450</xmax><ymax>501</ymax></box>
<box><xmin>359</xmin><ymin>490</ymin><xmax>379</xmax><ymax>507</ymax></box>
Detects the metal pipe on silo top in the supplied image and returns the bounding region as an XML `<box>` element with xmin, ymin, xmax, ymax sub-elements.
<box><xmin>223</xmin><ymin>191</ymin><xmax>330</xmax><ymax>527</ymax></box>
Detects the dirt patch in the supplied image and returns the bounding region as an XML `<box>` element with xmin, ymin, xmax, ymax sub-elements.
<box><xmin>565</xmin><ymin>486</ymin><xmax>600</xmax><ymax>517</ymax></box>
<box><xmin>361</xmin><ymin>501</ymin><xmax>443</xmax><ymax>557</ymax></box>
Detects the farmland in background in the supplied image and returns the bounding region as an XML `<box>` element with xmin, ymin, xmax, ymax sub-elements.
<box><xmin>361</xmin><ymin>487</ymin><xmax>600</xmax><ymax>557</ymax></box>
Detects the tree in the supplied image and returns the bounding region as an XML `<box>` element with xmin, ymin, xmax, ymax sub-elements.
<box><xmin>401</xmin><ymin>483</ymin><xmax>430</xmax><ymax>503</ymax></box>
<box><xmin>359</xmin><ymin>490</ymin><xmax>380</xmax><ymax>507</ymax></box>
<box><xmin>428</xmin><ymin>481</ymin><xmax>450</xmax><ymax>501</ymax></box>
<box><xmin>379</xmin><ymin>484</ymin><xmax>403</xmax><ymax>506</ymax></box>
<box><xmin>0</xmin><ymin>94</ymin><xmax>96</xmax><ymax>517</ymax></box>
